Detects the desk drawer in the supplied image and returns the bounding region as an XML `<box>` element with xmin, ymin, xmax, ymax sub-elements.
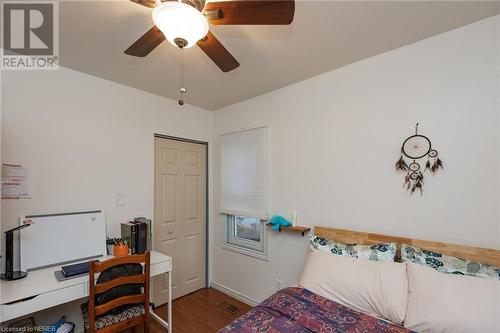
<box><xmin>1</xmin><ymin>283</ymin><xmax>86</xmax><ymax>322</ymax></box>
<box><xmin>151</xmin><ymin>259</ymin><xmax>171</xmax><ymax>277</ymax></box>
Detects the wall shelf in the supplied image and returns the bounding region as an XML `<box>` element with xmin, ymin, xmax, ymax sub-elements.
<box><xmin>266</xmin><ymin>224</ymin><xmax>311</xmax><ymax>236</ymax></box>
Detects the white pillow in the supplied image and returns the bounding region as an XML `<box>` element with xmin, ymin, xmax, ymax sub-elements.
<box><xmin>299</xmin><ymin>250</ymin><xmax>408</xmax><ymax>324</ymax></box>
<box><xmin>405</xmin><ymin>263</ymin><xmax>500</xmax><ymax>333</ymax></box>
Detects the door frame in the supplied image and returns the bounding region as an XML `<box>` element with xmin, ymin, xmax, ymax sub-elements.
<box><xmin>154</xmin><ymin>133</ymin><xmax>210</xmax><ymax>289</ymax></box>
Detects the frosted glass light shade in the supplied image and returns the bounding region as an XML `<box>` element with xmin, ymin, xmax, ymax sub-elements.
<box><xmin>152</xmin><ymin>2</ymin><xmax>209</xmax><ymax>48</ymax></box>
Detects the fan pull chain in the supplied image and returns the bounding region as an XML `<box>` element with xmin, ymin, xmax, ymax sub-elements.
<box><xmin>178</xmin><ymin>48</ymin><xmax>186</xmax><ymax>106</ymax></box>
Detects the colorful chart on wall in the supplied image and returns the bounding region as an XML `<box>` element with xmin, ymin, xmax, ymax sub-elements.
<box><xmin>1</xmin><ymin>164</ymin><xmax>32</xmax><ymax>199</ymax></box>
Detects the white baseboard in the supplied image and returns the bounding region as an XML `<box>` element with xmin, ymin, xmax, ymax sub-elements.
<box><xmin>209</xmin><ymin>281</ymin><xmax>259</xmax><ymax>307</ymax></box>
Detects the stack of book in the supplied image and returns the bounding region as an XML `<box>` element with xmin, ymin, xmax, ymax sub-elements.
<box><xmin>120</xmin><ymin>218</ymin><xmax>152</xmax><ymax>255</ymax></box>
<box><xmin>61</xmin><ymin>261</ymin><xmax>97</xmax><ymax>278</ymax></box>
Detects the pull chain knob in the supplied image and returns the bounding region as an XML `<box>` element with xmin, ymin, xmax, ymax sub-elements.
<box><xmin>178</xmin><ymin>48</ymin><xmax>186</xmax><ymax>106</ymax></box>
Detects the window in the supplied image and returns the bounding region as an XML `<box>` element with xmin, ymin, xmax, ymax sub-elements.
<box><xmin>224</xmin><ymin>215</ymin><xmax>268</xmax><ymax>259</ymax></box>
<box><xmin>234</xmin><ymin>215</ymin><xmax>261</xmax><ymax>241</ymax></box>
<box><xmin>220</xmin><ymin>127</ymin><xmax>269</xmax><ymax>260</ymax></box>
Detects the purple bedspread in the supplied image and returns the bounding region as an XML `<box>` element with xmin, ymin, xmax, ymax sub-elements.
<box><xmin>218</xmin><ymin>287</ymin><xmax>414</xmax><ymax>333</ymax></box>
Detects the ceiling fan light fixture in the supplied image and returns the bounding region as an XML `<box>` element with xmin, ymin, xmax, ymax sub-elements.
<box><xmin>152</xmin><ymin>1</ymin><xmax>209</xmax><ymax>49</ymax></box>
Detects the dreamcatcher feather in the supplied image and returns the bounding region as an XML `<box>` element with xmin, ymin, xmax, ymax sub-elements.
<box><xmin>395</xmin><ymin>124</ymin><xmax>443</xmax><ymax>195</ymax></box>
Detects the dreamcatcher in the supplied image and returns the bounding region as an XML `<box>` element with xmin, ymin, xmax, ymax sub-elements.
<box><xmin>395</xmin><ymin>123</ymin><xmax>443</xmax><ymax>195</ymax></box>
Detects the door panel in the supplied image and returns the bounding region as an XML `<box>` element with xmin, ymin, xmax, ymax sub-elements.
<box><xmin>161</xmin><ymin>175</ymin><xmax>178</xmax><ymax>223</ymax></box>
<box><xmin>186</xmin><ymin>150</ymin><xmax>200</xmax><ymax>167</ymax></box>
<box><xmin>154</xmin><ymin>137</ymin><xmax>207</xmax><ymax>305</ymax></box>
<box><xmin>185</xmin><ymin>175</ymin><xmax>200</xmax><ymax>221</ymax></box>
<box><xmin>162</xmin><ymin>148</ymin><xmax>178</xmax><ymax>166</ymax></box>
<box><xmin>160</xmin><ymin>238</ymin><xmax>180</xmax><ymax>293</ymax></box>
<box><xmin>185</xmin><ymin>234</ymin><xmax>200</xmax><ymax>282</ymax></box>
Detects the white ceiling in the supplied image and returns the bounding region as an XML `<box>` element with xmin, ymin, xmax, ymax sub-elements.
<box><xmin>59</xmin><ymin>1</ymin><xmax>500</xmax><ymax>110</ymax></box>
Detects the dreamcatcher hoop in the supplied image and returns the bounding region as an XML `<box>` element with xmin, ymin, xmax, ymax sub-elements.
<box><xmin>401</xmin><ymin>135</ymin><xmax>431</xmax><ymax>159</ymax></box>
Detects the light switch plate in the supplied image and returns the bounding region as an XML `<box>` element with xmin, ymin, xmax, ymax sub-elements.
<box><xmin>116</xmin><ymin>193</ymin><xmax>124</xmax><ymax>207</ymax></box>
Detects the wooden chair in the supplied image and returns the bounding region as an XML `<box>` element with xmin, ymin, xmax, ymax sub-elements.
<box><xmin>82</xmin><ymin>252</ymin><xmax>151</xmax><ymax>333</ymax></box>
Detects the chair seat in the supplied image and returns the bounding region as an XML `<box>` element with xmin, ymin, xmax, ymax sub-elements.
<box><xmin>81</xmin><ymin>303</ymin><xmax>145</xmax><ymax>330</ymax></box>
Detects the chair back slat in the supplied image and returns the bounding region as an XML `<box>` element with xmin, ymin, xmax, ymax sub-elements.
<box><xmin>94</xmin><ymin>274</ymin><xmax>146</xmax><ymax>294</ymax></box>
<box><xmin>93</xmin><ymin>253</ymin><xmax>147</xmax><ymax>272</ymax></box>
<box><xmin>87</xmin><ymin>252</ymin><xmax>151</xmax><ymax>333</ymax></box>
<box><xmin>94</xmin><ymin>294</ymin><xmax>147</xmax><ymax>317</ymax></box>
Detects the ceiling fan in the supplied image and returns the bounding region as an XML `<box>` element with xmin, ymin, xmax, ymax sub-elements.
<box><xmin>125</xmin><ymin>0</ymin><xmax>295</xmax><ymax>72</ymax></box>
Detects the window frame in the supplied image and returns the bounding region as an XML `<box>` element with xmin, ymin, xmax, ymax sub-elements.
<box><xmin>223</xmin><ymin>214</ymin><xmax>269</xmax><ymax>261</ymax></box>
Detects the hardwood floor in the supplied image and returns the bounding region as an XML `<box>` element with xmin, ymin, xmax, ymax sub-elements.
<box><xmin>131</xmin><ymin>288</ymin><xmax>252</xmax><ymax>333</ymax></box>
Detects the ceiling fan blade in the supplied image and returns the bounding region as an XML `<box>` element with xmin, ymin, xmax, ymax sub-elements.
<box><xmin>197</xmin><ymin>31</ymin><xmax>239</xmax><ymax>72</ymax></box>
<box><xmin>129</xmin><ymin>0</ymin><xmax>157</xmax><ymax>8</ymax></box>
<box><xmin>204</xmin><ymin>0</ymin><xmax>294</xmax><ymax>25</ymax></box>
<box><xmin>124</xmin><ymin>26</ymin><xmax>165</xmax><ymax>57</ymax></box>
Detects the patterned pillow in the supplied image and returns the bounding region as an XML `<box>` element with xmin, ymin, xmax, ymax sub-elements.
<box><xmin>401</xmin><ymin>244</ymin><xmax>500</xmax><ymax>280</ymax></box>
<box><xmin>309</xmin><ymin>235</ymin><xmax>397</xmax><ymax>262</ymax></box>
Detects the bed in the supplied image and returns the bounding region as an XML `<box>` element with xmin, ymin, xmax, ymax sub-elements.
<box><xmin>218</xmin><ymin>226</ymin><xmax>500</xmax><ymax>333</ymax></box>
<box><xmin>219</xmin><ymin>287</ymin><xmax>412</xmax><ymax>333</ymax></box>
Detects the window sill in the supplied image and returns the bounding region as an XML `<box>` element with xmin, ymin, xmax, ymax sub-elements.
<box><xmin>222</xmin><ymin>242</ymin><xmax>269</xmax><ymax>261</ymax></box>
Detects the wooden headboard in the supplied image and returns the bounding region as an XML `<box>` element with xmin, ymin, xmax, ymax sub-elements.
<box><xmin>314</xmin><ymin>226</ymin><xmax>500</xmax><ymax>267</ymax></box>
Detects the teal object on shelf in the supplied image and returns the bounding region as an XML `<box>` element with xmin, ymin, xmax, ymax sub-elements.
<box><xmin>268</xmin><ymin>215</ymin><xmax>292</xmax><ymax>231</ymax></box>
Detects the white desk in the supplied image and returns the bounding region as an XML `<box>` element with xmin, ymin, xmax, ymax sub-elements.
<box><xmin>0</xmin><ymin>251</ymin><xmax>172</xmax><ymax>331</ymax></box>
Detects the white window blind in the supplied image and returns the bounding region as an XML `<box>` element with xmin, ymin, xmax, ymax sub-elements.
<box><xmin>220</xmin><ymin>127</ymin><xmax>269</xmax><ymax>219</ymax></box>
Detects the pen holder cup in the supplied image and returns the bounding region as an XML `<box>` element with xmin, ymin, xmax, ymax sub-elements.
<box><xmin>113</xmin><ymin>244</ymin><xmax>129</xmax><ymax>257</ymax></box>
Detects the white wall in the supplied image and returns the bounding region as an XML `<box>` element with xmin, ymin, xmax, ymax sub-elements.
<box><xmin>211</xmin><ymin>15</ymin><xmax>500</xmax><ymax>304</ymax></box>
<box><xmin>1</xmin><ymin>66</ymin><xmax>212</xmax><ymax>326</ymax></box>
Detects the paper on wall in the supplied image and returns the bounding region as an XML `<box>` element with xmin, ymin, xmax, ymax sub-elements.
<box><xmin>1</xmin><ymin>164</ymin><xmax>32</xmax><ymax>199</ymax></box>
